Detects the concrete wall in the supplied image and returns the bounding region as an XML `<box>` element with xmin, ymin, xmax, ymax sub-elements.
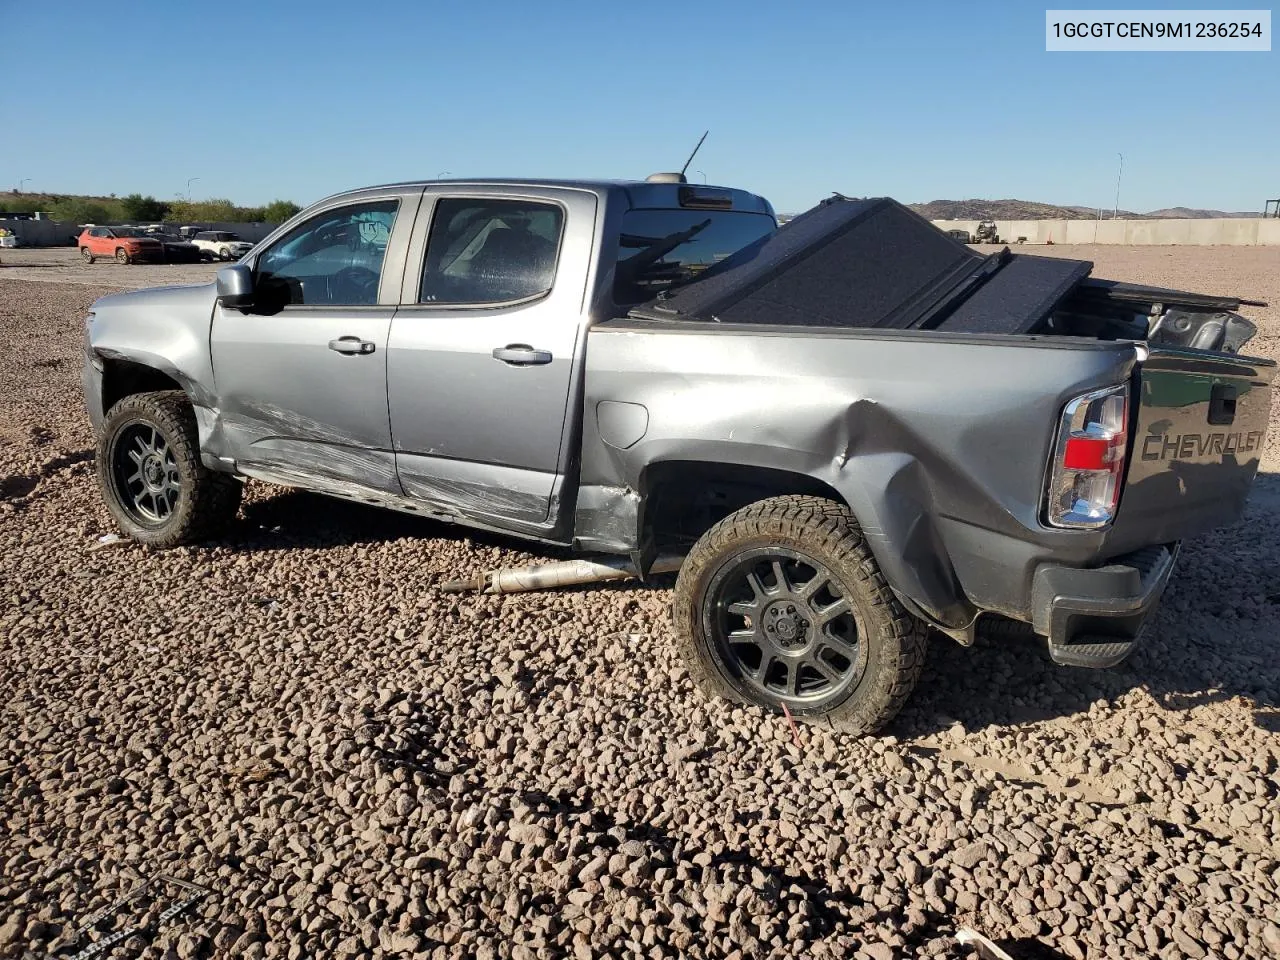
<box><xmin>0</xmin><ymin>218</ymin><xmax>279</xmax><ymax>247</ymax></box>
<box><xmin>932</xmin><ymin>217</ymin><xmax>1280</xmax><ymax>246</ymax></box>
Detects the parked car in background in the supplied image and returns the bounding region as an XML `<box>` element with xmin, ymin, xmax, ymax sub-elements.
<box><xmin>192</xmin><ymin>231</ymin><xmax>253</xmax><ymax>261</ymax></box>
<box><xmin>78</xmin><ymin>226</ymin><xmax>166</xmax><ymax>264</ymax></box>
<box><xmin>147</xmin><ymin>232</ymin><xmax>204</xmax><ymax>263</ymax></box>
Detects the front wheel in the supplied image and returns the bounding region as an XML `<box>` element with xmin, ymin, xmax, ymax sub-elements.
<box><xmin>218</xmin><ymin>246</ymin><xmax>232</xmax><ymax>261</ymax></box>
<box><xmin>115</xmin><ymin>247</ymin><xmax>130</xmax><ymax>264</ymax></box>
<box><xmin>671</xmin><ymin>495</ymin><xmax>927</xmax><ymax>736</ymax></box>
<box><xmin>97</xmin><ymin>391</ymin><xmax>242</xmax><ymax>548</ymax></box>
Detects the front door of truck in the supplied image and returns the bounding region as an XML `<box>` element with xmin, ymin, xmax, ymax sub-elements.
<box><xmin>210</xmin><ymin>191</ymin><xmax>423</xmax><ymax>497</ymax></box>
<box><xmin>386</xmin><ymin>187</ymin><xmax>596</xmax><ymax>526</ymax></box>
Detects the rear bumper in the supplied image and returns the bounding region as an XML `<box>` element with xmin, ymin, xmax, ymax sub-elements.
<box><xmin>1030</xmin><ymin>543</ymin><xmax>1179</xmax><ymax>667</ymax></box>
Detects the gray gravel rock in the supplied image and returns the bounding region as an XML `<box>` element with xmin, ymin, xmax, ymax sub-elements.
<box><xmin>2</xmin><ymin>255</ymin><xmax>1280</xmax><ymax>958</ymax></box>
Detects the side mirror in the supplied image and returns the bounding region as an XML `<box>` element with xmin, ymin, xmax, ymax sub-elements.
<box><xmin>216</xmin><ymin>263</ymin><xmax>254</xmax><ymax>308</ymax></box>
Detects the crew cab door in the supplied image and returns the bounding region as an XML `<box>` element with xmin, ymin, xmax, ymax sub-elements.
<box><xmin>387</xmin><ymin>186</ymin><xmax>596</xmax><ymax>526</ymax></box>
<box><xmin>210</xmin><ymin>190</ymin><xmax>423</xmax><ymax>496</ymax></box>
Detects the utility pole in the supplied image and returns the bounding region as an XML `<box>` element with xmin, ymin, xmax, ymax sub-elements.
<box><xmin>1113</xmin><ymin>153</ymin><xmax>1123</xmax><ymax>219</ymax></box>
<box><xmin>187</xmin><ymin>177</ymin><xmax>200</xmax><ymax>202</ymax></box>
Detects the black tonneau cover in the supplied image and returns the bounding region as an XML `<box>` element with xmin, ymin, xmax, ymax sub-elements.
<box><xmin>630</xmin><ymin>195</ymin><xmax>1094</xmax><ymax>336</ymax></box>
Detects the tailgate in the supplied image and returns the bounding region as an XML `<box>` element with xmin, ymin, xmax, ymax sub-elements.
<box><xmin>1115</xmin><ymin>347</ymin><xmax>1276</xmax><ymax>542</ymax></box>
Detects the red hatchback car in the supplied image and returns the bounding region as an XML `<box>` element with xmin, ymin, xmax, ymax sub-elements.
<box><xmin>78</xmin><ymin>226</ymin><xmax>166</xmax><ymax>264</ymax></box>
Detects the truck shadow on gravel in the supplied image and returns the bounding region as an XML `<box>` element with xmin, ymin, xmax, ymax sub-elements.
<box><xmin>235</xmin><ymin>488</ymin><xmax>576</xmax><ymax>562</ymax></box>
<box><xmin>902</xmin><ymin>615</ymin><xmax>1279</xmax><ymax>737</ymax></box>
<box><xmin>901</xmin><ymin>474</ymin><xmax>1280</xmax><ymax>737</ymax></box>
<box><xmin>904</xmin><ymin>597</ymin><xmax>1279</xmax><ymax>741</ymax></box>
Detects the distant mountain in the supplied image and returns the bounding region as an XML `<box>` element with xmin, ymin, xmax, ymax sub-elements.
<box><xmin>1142</xmin><ymin>205</ymin><xmax>1262</xmax><ymax>219</ymax></box>
<box><xmin>907</xmin><ymin>198</ymin><xmax>1261</xmax><ymax>220</ymax></box>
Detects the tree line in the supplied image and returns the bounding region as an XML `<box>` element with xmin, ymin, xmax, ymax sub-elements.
<box><xmin>0</xmin><ymin>192</ymin><xmax>302</xmax><ymax>224</ymax></box>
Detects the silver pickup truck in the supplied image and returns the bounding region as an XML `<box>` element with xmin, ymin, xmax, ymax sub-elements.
<box><xmin>81</xmin><ymin>176</ymin><xmax>1274</xmax><ymax>734</ymax></box>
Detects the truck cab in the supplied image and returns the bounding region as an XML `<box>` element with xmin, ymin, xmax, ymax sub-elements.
<box><xmin>86</xmin><ymin>179</ymin><xmax>778</xmax><ymax>537</ymax></box>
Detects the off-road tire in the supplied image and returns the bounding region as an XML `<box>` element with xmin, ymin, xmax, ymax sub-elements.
<box><xmin>97</xmin><ymin>391</ymin><xmax>242</xmax><ymax>548</ymax></box>
<box><xmin>81</xmin><ymin>246</ymin><xmax>95</xmax><ymax>264</ymax></box>
<box><xmin>115</xmin><ymin>247</ymin><xmax>130</xmax><ymax>265</ymax></box>
<box><xmin>672</xmin><ymin>495</ymin><xmax>927</xmax><ymax>736</ymax></box>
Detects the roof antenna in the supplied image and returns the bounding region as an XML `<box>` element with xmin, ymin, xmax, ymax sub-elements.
<box><xmin>679</xmin><ymin>130</ymin><xmax>709</xmax><ymax>180</ymax></box>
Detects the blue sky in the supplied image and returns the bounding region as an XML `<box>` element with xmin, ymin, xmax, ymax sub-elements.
<box><xmin>2</xmin><ymin>1</ymin><xmax>1275</xmax><ymax>213</ymax></box>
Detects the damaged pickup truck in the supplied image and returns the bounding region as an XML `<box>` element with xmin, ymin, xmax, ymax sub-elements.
<box><xmin>81</xmin><ymin>176</ymin><xmax>1274</xmax><ymax>734</ymax></box>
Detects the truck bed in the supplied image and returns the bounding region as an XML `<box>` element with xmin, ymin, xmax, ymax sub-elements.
<box><xmin>588</xmin><ymin>285</ymin><xmax>1274</xmax><ymax>638</ymax></box>
<box><xmin>629</xmin><ymin>195</ymin><xmax>1259</xmax><ymax>354</ymax></box>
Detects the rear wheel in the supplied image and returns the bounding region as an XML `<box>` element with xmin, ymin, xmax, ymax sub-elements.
<box><xmin>115</xmin><ymin>247</ymin><xmax>130</xmax><ymax>264</ymax></box>
<box><xmin>81</xmin><ymin>246</ymin><xmax>95</xmax><ymax>263</ymax></box>
<box><xmin>672</xmin><ymin>495</ymin><xmax>927</xmax><ymax>736</ymax></box>
<box><xmin>97</xmin><ymin>391</ymin><xmax>242</xmax><ymax>548</ymax></box>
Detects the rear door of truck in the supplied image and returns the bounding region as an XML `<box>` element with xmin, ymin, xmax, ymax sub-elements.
<box><xmin>386</xmin><ymin>185</ymin><xmax>598</xmax><ymax>526</ymax></box>
<box><xmin>1114</xmin><ymin>347</ymin><xmax>1276</xmax><ymax>544</ymax></box>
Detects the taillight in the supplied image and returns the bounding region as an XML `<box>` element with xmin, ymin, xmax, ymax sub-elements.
<box><xmin>1045</xmin><ymin>384</ymin><xmax>1129</xmax><ymax>528</ymax></box>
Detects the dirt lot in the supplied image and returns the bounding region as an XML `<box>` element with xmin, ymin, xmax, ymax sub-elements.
<box><xmin>0</xmin><ymin>247</ymin><xmax>223</xmax><ymax>289</ymax></box>
<box><xmin>1</xmin><ymin>247</ymin><xmax>1279</xmax><ymax>960</ymax></box>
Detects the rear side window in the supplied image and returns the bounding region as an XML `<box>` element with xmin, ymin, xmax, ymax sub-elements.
<box><xmin>613</xmin><ymin>209</ymin><xmax>776</xmax><ymax>304</ymax></box>
<box><xmin>419</xmin><ymin>198</ymin><xmax>562</xmax><ymax>305</ymax></box>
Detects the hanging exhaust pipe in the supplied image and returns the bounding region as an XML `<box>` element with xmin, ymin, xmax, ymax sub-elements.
<box><xmin>439</xmin><ymin>554</ymin><xmax>684</xmax><ymax>595</ymax></box>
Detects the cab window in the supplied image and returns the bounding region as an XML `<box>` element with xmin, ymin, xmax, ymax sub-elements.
<box><xmin>419</xmin><ymin>198</ymin><xmax>562</xmax><ymax>305</ymax></box>
<box><xmin>613</xmin><ymin>209</ymin><xmax>776</xmax><ymax>304</ymax></box>
<box><xmin>255</xmin><ymin>200</ymin><xmax>399</xmax><ymax>307</ymax></box>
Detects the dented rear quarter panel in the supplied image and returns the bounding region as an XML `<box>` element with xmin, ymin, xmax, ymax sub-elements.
<box><xmin>579</xmin><ymin>319</ymin><xmax>1140</xmax><ymax>626</ymax></box>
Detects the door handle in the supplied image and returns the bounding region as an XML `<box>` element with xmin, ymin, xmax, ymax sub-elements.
<box><xmin>328</xmin><ymin>336</ymin><xmax>376</xmax><ymax>356</ymax></box>
<box><xmin>492</xmin><ymin>344</ymin><xmax>553</xmax><ymax>365</ymax></box>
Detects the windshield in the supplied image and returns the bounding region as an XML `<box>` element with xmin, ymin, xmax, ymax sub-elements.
<box><xmin>614</xmin><ymin>209</ymin><xmax>776</xmax><ymax>304</ymax></box>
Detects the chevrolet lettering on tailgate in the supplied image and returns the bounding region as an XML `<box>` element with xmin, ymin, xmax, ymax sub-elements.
<box><xmin>1141</xmin><ymin>429</ymin><xmax>1266</xmax><ymax>461</ymax></box>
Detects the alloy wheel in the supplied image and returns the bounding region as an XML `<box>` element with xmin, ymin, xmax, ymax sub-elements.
<box><xmin>704</xmin><ymin>546</ymin><xmax>868</xmax><ymax>709</ymax></box>
<box><xmin>110</xmin><ymin>422</ymin><xmax>181</xmax><ymax>525</ymax></box>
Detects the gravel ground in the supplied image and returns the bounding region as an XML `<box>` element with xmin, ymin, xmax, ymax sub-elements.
<box><xmin>2</xmin><ymin>248</ymin><xmax>1279</xmax><ymax>960</ymax></box>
